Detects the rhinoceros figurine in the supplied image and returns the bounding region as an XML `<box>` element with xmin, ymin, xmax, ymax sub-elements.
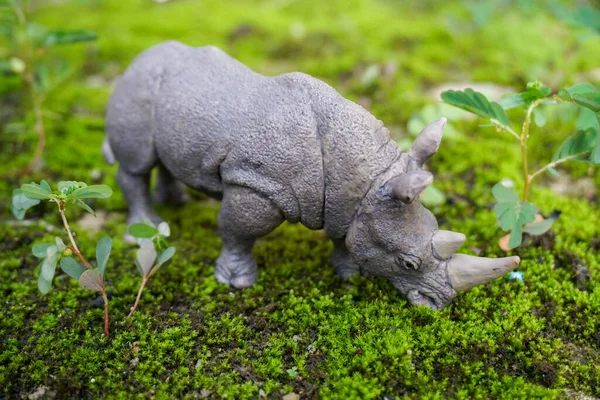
<box><xmin>103</xmin><ymin>41</ymin><xmax>520</xmax><ymax>309</ymax></box>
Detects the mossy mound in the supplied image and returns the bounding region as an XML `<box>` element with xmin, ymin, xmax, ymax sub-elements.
<box><xmin>1</xmin><ymin>0</ymin><xmax>600</xmax><ymax>398</ymax></box>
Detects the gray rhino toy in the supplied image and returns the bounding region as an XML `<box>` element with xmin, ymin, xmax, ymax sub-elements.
<box><xmin>104</xmin><ymin>41</ymin><xmax>520</xmax><ymax>309</ymax></box>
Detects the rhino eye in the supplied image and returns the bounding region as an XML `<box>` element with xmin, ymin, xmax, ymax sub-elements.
<box><xmin>394</xmin><ymin>255</ymin><xmax>421</xmax><ymax>271</ymax></box>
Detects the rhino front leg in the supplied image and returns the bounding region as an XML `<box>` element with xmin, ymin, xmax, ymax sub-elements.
<box><xmin>117</xmin><ymin>167</ymin><xmax>163</xmax><ymax>241</ymax></box>
<box><xmin>215</xmin><ymin>186</ymin><xmax>284</xmax><ymax>288</ymax></box>
<box><xmin>331</xmin><ymin>238</ymin><xmax>361</xmax><ymax>279</ymax></box>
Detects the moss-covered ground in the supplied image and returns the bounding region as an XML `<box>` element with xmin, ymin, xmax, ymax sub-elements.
<box><xmin>2</xmin><ymin>0</ymin><xmax>600</xmax><ymax>398</ymax></box>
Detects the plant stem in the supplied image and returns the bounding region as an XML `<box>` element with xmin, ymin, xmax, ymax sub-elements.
<box><xmin>521</xmin><ymin>139</ymin><xmax>529</xmax><ymax>202</ymax></box>
<box><xmin>10</xmin><ymin>1</ymin><xmax>46</xmax><ymax>173</ymax></box>
<box><xmin>102</xmin><ymin>291</ymin><xmax>110</xmax><ymax>336</ymax></box>
<box><xmin>58</xmin><ymin>201</ymin><xmax>91</xmax><ymax>270</ymax></box>
<box><xmin>57</xmin><ymin>200</ymin><xmax>110</xmax><ymax>336</ymax></box>
<box><xmin>10</xmin><ymin>0</ymin><xmax>26</xmax><ymax>25</ymax></box>
<box><xmin>128</xmin><ymin>275</ymin><xmax>148</xmax><ymax>318</ymax></box>
<box><xmin>520</xmin><ymin>99</ymin><xmax>543</xmax><ymax>202</ymax></box>
<box><xmin>491</xmin><ymin>119</ymin><xmax>521</xmax><ymax>141</ymax></box>
<box><xmin>28</xmin><ymin>85</ymin><xmax>46</xmax><ymax>172</ymax></box>
<box><xmin>528</xmin><ymin>153</ymin><xmax>589</xmax><ymax>184</ymax></box>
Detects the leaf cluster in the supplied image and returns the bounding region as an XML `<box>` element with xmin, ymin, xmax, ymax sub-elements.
<box><xmin>130</xmin><ymin>222</ymin><xmax>176</xmax><ymax>279</ymax></box>
<box><xmin>11</xmin><ymin>180</ymin><xmax>112</xmax><ymax>218</ymax></box>
<box><xmin>10</xmin><ymin>179</ymin><xmax>178</xmax><ymax>332</ymax></box>
<box><xmin>442</xmin><ymin>81</ymin><xmax>600</xmax><ymax>248</ymax></box>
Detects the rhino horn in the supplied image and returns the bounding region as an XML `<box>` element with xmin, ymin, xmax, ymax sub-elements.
<box><xmin>390</xmin><ymin>170</ymin><xmax>433</xmax><ymax>204</ymax></box>
<box><xmin>448</xmin><ymin>254</ymin><xmax>521</xmax><ymax>292</ymax></box>
<box><xmin>408</xmin><ymin>117</ymin><xmax>446</xmax><ymax>167</ymax></box>
<box><xmin>432</xmin><ymin>230</ymin><xmax>466</xmax><ymax>259</ymax></box>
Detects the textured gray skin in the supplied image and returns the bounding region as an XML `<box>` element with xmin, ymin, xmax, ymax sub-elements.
<box><xmin>104</xmin><ymin>41</ymin><xmax>467</xmax><ymax>309</ymax></box>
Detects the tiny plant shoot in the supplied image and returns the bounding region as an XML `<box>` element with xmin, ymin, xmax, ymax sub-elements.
<box><xmin>2</xmin><ymin>1</ymin><xmax>97</xmax><ymax>172</ymax></box>
<box><xmin>127</xmin><ymin>222</ymin><xmax>176</xmax><ymax>317</ymax></box>
<box><xmin>442</xmin><ymin>82</ymin><xmax>600</xmax><ymax>248</ymax></box>
<box><xmin>12</xmin><ymin>180</ymin><xmax>113</xmax><ymax>335</ymax></box>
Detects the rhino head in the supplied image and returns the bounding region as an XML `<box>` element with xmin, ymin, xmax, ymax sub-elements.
<box><xmin>346</xmin><ymin>118</ymin><xmax>520</xmax><ymax>309</ymax></box>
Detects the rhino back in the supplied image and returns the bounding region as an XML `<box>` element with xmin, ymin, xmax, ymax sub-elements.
<box><xmin>106</xmin><ymin>40</ymin><xmax>190</xmax><ymax>174</ymax></box>
<box><xmin>154</xmin><ymin>45</ymin><xmax>326</xmax><ymax>229</ymax></box>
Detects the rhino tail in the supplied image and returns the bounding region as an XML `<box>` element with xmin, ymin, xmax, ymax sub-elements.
<box><xmin>102</xmin><ymin>138</ymin><xmax>116</xmax><ymax>165</ymax></box>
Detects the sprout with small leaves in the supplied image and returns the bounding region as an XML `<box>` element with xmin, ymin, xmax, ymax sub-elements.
<box><xmin>127</xmin><ymin>222</ymin><xmax>176</xmax><ymax>317</ymax></box>
<box><xmin>442</xmin><ymin>81</ymin><xmax>600</xmax><ymax>248</ymax></box>
<box><xmin>13</xmin><ymin>180</ymin><xmax>112</xmax><ymax>335</ymax></box>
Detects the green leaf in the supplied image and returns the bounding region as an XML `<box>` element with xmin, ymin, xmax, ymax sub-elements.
<box><xmin>79</xmin><ymin>269</ymin><xmax>103</xmax><ymax>292</ymax></box>
<box><xmin>12</xmin><ymin>189</ymin><xmax>40</xmax><ymax>209</ymax></box>
<box><xmin>54</xmin><ymin>237</ymin><xmax>66</xmax><ymax>252</ymax></box>
<box><xmin>158</xmin><ymin>222</ymin><xmax>171</xmax><ymax>237</ymax></box>
<box><xmin>552</xmin><ymin>129</ymin><xmax>598</xmax><ymax>162</ymax></box>
<box><xmin>533</xmin><ymin>107</ymin><xmax>547</xmax><ymax>127</ymax></box>
<box><xmin>60</xmin><ymin>257</ymin><xmax>86</xmax><ymax>280</ymax></box>
<box><xmin>492</xmin><ymin>183</ymin><xmax>538</xmax><ymax>241</ymax></box>
<box><xmin>32</xmin><ymin>243</ymin><xmax>55</xmax><ymax>258</ymax></box>
<box><xmin>44</xmin><ymin>30</ymin><xmax>97</xmax><ymax>47</ymax></box>
<box><xmin>38</xmin><ymin>246</ymin><xmax>58</xmax><ymax>293</ymax></box>
<box><xmin>134</xmin><ymin>259</ymin><xmax>143</xmax><ymax>275</ymax></box>
<box><xmin>74</xmin><ymin>199</ymin><xmax>95</xmax><ymax>216</ymax></box>
<box><xmin>12</xmin><ymin>207</ymin><xmax>26</xmax><ymax>220</ymax></box>
<box><xmin>149</xmin><ymin>247</ymin><xmax>176</xmax><ymax>278</ymax></box>
<box><xmin>156</xmin><ymin>247</ymin><xmax>176</xmax><ymax>266</ymax></box>
<box><xmin>58</xmin><ymin>181</ymin><xmax>79</xmax><ymax>195</ymax></box>
<box><xmin>95</xmin><ymin>237</ymin><xmax>112</xmax><ymax>277</ymax></box>
<box><xmin>441</xmin><ymin>89</ymin><xmax>510</xmax><ymax>126</ymax></box>
<box><xmin>558</xmin><ymin>83</ymin><xmax>600</xmax><ymax>113</ymax></box>
<box><xmin>42</xmin><ymin>246</ymin><xmax>58</xmax><ymax>279</ymax></box>
<box><xmin>37</xmin><ymin>269</ymin><xmax>52</xmax><ymax>295</ymax></box>
<box><xmin>523</xmin><ymin>218</ymin><xmax>556</xmax><ymax>236</ymax></box>
<box><xmin>39</xmin><ymin>180</ymin><xmax>52</xmax><ymax>193</ymax></box>
<box><xmin>493</xmin><ymin>202</ymin><xmax>516</xmax><ymax>230</ymax></box>
<box><xmin>526</xmin><ymin>81</ymin><xmax>552</xmax><ymax>99</ymax></box>
<box><xmin>499</xmin><ymin>93</ymin><xmax>526</xmax><ymax>110</ymax></box>
<box><xmin>519</xmin><ymin>202</ymin><xmax>539</xmax><ymax>223</ymax></box>
<box><xmin>492</xmin><ymin>183</ymin><xmax>518</xmax><ymax>203</ymax></box>
<box><xmin>576</xmin><ymin>108</ymin><xmax>600</xmax><ymax>131</ymax></box>
<box><xmin>572</xmin><ymin>94</ymin><xmax>600</xmax><ymax>112</ymax></box>
<box><xmin>12</xmin><ymin>189</ymin><xmax>40</xmax><ymax>219</ymax></box>
<box><xmin>562</xmin><ymin>82</ymin><xmax>597</xmax><ymax>97</ymax></box>
<box><xmin>136</xmin><ymin>246</ymin><xmax>157</xmax><ymax>275</ymax></box>
<box><xmin>508</xmin><ymin>222</ymin><xmax>523</xmax><ymax>249</ymax></box>
<box><xmin>129</xmin><ymin>223</ymin><xmax>158</xmax><ymax>239</ymax></box>
<box><xmin>592</xmin><ymin>130</ymin><xmax>600</xmax><ymax>164</ymax></box>
<box><xmin>20</xmin><ymin>183</ymin><xmax>52</xmax><ymax>200</ymax></box>
<box><xmin>153</xmin><ymin>236</ymin><xmax>168</xmax><ymax>251</ymax></box>
<box><xmin>71</xmin><ymin>185</ymin><xmax>112</xmax><ymax>199</ymax></box>
<box><xmin>548</xmin><ymin>167</ymin><xmax>560</xmax><ymax>177</ymax></box>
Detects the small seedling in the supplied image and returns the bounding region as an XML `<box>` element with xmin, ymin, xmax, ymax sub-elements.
<box><xmin>127</xmin><ymin>222</ymin><xmax>176</xmax><ymax>317</ymax></box>
<box><xmin>12</xmin><ymin>180</ymin><xmax>113</xmax><ymax>335</ymax></box>
<box><xmin>12</xmin><ymin>180</ymin><xmax>178</xmax><ymax>333</ymax></box>
<box><xmin>2</xmin><ymin>1</ymin><xmax>97</xmax><ymax>172</ymax></box>
<box><xmin>442</xmin><ymin>81</ymin><xmax>600</xmax><ymax>248</ymax></box>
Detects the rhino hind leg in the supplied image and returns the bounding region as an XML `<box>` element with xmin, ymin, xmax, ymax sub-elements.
<box><xmin>331</xmin><ymin>238</ymin><xmax>361</xmax><ymax>279</ymax></box>
<box><xmin>215</xmin><ymin>186</ymin><xmax>284</xmax><ymax>288</ymax></box>
<box><xmin>152</xmin><ymin>163</ymin><xmax>190</xmax><ymax>206</ymax></box>
<box><xmin>117</xmin><ymin>166</ymin><xmax>163</xmax><ymax>242</ymax></box>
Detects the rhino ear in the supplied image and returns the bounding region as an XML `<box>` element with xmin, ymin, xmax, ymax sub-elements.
<box><xmin>389</xmin><ymin>170</ymin><xmax>433</xmax><ymax>204</ymax></box>
<box><xmin>408</xmin><ymin>118</ymin><xmax>446</xmax><ymax>167</ymax></box>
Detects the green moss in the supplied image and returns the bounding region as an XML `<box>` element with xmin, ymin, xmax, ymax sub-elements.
<box><xmin>2</xmin><ymin>0</ymin><xmax>600</xmax><ymax>398</ymax></box>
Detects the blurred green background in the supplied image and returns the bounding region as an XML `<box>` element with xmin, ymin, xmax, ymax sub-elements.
<box><xmin>2</xmin><ymin>1</ymin><xmax>600</xmax><ymax>399</ymax></box>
